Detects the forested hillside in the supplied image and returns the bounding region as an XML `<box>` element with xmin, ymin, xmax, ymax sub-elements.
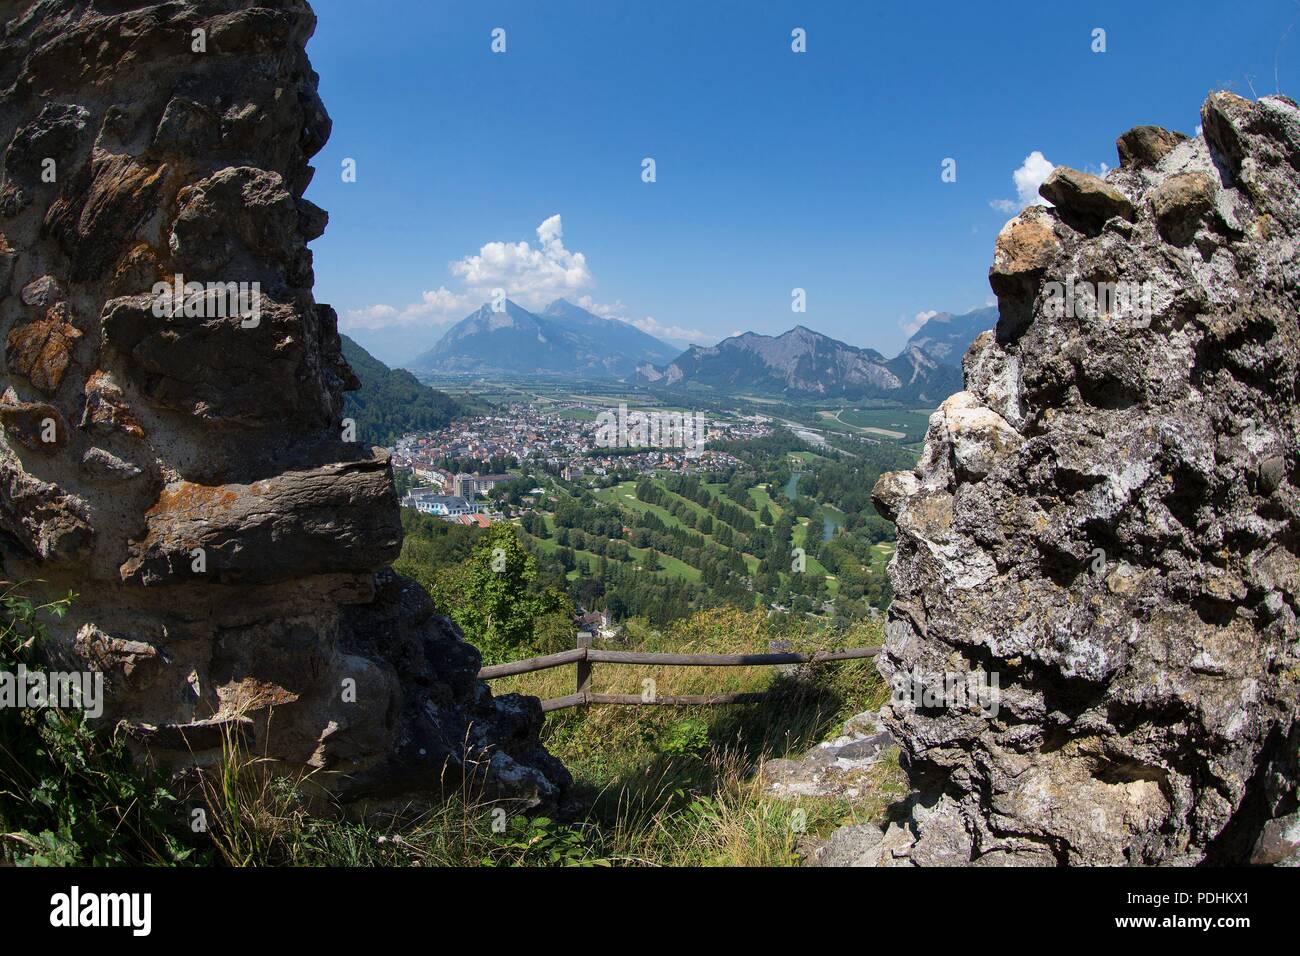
<box><xmin>342</xmin><ymin>335</ymin><xmax>463</xmax><ymax>445</ymax></box>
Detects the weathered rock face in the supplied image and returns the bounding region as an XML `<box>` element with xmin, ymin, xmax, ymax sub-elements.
<box><xmin>761</xmin><ymin>709</ymin><xmax>896</xmax><ymax>802</ymax></box>
<box><xmin>0</xmin><ymin>0</ymin><xmax>567</xmax><ymax>808</ymax></box>
<box><xmin>866</xmin><ymin>93</ymin><xmax>1299</xmax><ymax>866</ymax></box>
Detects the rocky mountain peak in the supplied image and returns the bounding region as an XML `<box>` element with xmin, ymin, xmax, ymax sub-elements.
<box><xmin>414</xmin><ymin>297</ymin><xmax>675</xmax><ymax>377</ymax></box>
<box><xmin>641</xmin><ymin>311</ymin><xmax>993</xmax><ymax>401</ymax></box>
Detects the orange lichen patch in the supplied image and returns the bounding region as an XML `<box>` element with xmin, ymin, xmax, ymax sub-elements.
<box><xmin>110</xmin><ymin>241</ymin><xmax>167</xmax><ymax>296</ymax></box>
<box><xmin>146</xmin><ymin>480</ymin><xmax>245</xmax><ymax>519</ymax></box>
<box><xmin>908</xmin><ymin>491</ymin><xmax>955</xmax><ymax>538</ymax></box>
<box><xmin>217</xmin><ymin>679</ymin><xmax>300</xmax><ymax>710</ymax></box>
<box><xmin>6</xmin><ymin>309</ymin><xmax>83</xmax><ymax>394</ymax></box>
<box><xmin>139</xmin><ymin>163</ymin><xmax>168</xmax><ymax>192</ymax></box>
<box><xmin>79</xmin><ymin>156</ymin><xmax>168</xmax><ymax>223</ymax></box>
<box><xmin>991</xmin><ymin>215</ymin><xmax>1060</xmax><ymax>279</ymax></box>
<box><xmin>82</xmin><ymin>369</ymin><xmax>145</xmax><ymax>437</ymax></box>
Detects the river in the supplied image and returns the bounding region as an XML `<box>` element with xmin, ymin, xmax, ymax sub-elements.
<box><xmin>786</xmin><ymin>472</ymin><xmax>842</xmax><ymax>541</ymax></box>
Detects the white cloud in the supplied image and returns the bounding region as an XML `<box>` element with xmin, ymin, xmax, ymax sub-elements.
<box><xmin>345</xmin><ymin>287</ymin><xmax>471</xmax><ymax>330</ymax></box>
<box><xmin>344</xmin><ymin>303</ymin><xmax>399</xmax><ymax>329</ymax></box>
<box><xmin>627</xmin><ymin>314</ymin><xmax>714</xmax><ymax>345</ymax></box>
<box><xmin>449</xmin><ymin>213</ymin><xmax>593</xmax><ymax>307</ymax></box>
<box><xmin>573</xmin><ymin>294</ymin><xmax>713</xmax><ymax>345</ymax></box>
<box><xmin>344</xmin><ymin>215</ymin><xmax>594</xmax><ymax>331</ymax></box>
<box><xmin>573</xmin><ymin>294</ymin><xmax>629</xmax><ymax>318</ymax></box>
<box><xmin>344</xmin><ymin>215</ymin><xmax>713</xmax><ymax>344</ymax></box>
<box><xmin>990</xmin><ymin>150</ymin><xmax>1055</xmax><ymax>213</ymax></box>
<box><xmin>900</xmin><ymin>309</ymin><xmax>939</xmax><ymax>337</ymax></box>
<box><xmin>400</xmin><ymin>287</ymin><xmax>471</xmax><ymax>320</ymax></box>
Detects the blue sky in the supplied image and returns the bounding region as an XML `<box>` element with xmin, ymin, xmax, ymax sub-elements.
<box><xmin>304</xmin><ymin>0</ymin><xmax>1299</xmax><ymax>365</ymax></box>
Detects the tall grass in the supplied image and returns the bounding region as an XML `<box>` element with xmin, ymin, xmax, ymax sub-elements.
<box><xmin>188</xmin><ymin>717</ymin><xmax>602</xmax><ymax>867</ymax></box>
<box><xmin>2</xmin><ymin>591</ymin><xmax>902</xmax><ymax>867</ymax></box>
<box><xmin>491</xmin><ymin>608</ymin><xmax>901</xmax><ymax>865</ymax></box>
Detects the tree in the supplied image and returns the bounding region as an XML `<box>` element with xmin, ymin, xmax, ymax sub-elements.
<box><xmin>432</xmin><ymin>523</ymin><xmax>566</xmax><ymax>663</ymax></box>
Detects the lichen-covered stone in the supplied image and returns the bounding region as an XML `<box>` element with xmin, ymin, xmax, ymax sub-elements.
<box><xmin>988</xmin><ymin>205</ymin><xmax>1060</xmax><ymax>301</ymax></box>
<box><xmin>1150</xmin><ymin>171</ymin><xmax>1217</xmax><ymax>245</ymax></box>
<box><xmin>0</xmin><ymin>0</ymin><xmax>567</xmax><ymax>810</ymax></box>
<box><xmin>120</xmin><ymin>452</ymin><xmax>403</xmax><ymax>585</ymax></box>
<box><xmin>0</xmin><ymin>442</ymin><xmax>94</xmax><ymax>562</ymax></box>
<box><xmin>80</xmin><ymin>446</ymin><xmax>143</xmax><ymax>482</ymax></box>
<box><xmin>80</xmin><ymin>370</ymin><xmax>145</xmax><ymax>437</ymax></box>
<box><xmin>6</xmin><ymin>307</ymin><xmax>83</xmax><ymax>394</ymax></box>
<box><xmin>852</xmin><ymin>94</ymin><xmax>1300</xmax><ymax>866</ymax></box>
<box><xmin>1115</xmin><ymin>125</ymin><xmax>1188</xmax><ymax>170</ymax></box>
<box><xmin>0</xmin><ymin>398</ymin><xmax>69</xmax><ymax>451</ymax></box>
<box><xmin>1038</xmin><ymin>166</ymin><xmax>1136</xmax><ymax>234</ymax></box>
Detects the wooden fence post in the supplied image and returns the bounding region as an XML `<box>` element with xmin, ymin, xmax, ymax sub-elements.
<box><xmin>575</xmin><ymin>631</ymin><xmax>593</xmax><ymax>703</ymax></box>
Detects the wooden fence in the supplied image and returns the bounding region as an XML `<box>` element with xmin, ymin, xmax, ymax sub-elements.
<box><xmin>477</xmin><ymin>632</ymin><xmax>882</xmax><ymax>712</ymax></box>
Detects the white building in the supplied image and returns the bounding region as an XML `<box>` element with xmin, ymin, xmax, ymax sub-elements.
<box><xmin>402</xmin><ymin>490</ymin><xmax>474</xmax><ymax>516</ymax></box>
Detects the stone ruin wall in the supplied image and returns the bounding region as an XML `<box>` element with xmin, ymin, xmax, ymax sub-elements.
<box><xmin>0</xmin><ymin>0</ymin><xmax>568</xmax><ymax>808</ymax></box>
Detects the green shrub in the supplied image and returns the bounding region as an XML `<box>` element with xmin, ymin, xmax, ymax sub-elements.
<box><xmin>0</xmin><ymin>583</ymin><xmax>197</xmax><ymax>866</ymax></box>
<box><xmin>658</xmin><ymin>718</ymin><xmax>710</xmax><ymax>759</ymax></box>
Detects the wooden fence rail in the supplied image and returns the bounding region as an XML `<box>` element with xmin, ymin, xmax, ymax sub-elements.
<box><xmin>477</xmin><ymin>633</ymin><xmax>881</xmax><ymax>713</ymax></box>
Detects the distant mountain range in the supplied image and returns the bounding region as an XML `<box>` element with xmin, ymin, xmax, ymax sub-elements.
<box><xmin>401</xmin><ymin>297</ymin><xmax>995</xmax><ymax>402</ymax></box>
<box><xmin>342</xmin><ymin>335</ymin><xmax>463</xmax><ymax>445</ymax></box>
<box><xmin>637</xmin><ymin>306</ymin><xmax>997</xmax><ymax>402</ymax></box>
<box><xmin>408</xmin><ymin>298</ymin><xmax>679</xmax><ymax>379</ymax></box>
<box><xmin>900</xmin><ymin>308</ymin><xmax>999</xmax><ymax>366</ymax></box>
